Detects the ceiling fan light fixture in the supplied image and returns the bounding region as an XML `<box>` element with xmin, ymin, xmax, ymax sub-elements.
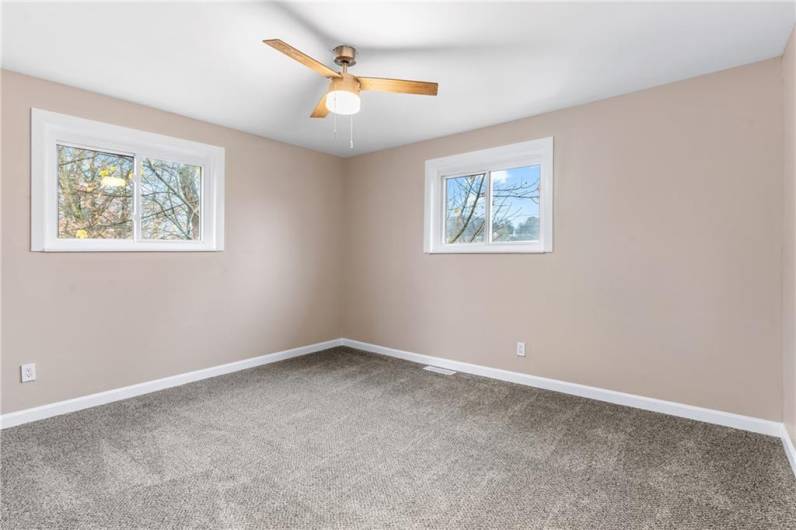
<box><xmin>325</xmin><ymin>90</ymin><xmax>360</xmax><ymax>115</ymax></box>
<box><xmin>325</xmin><ymin>73</ymin><xmax>361</xmax><ymax>115</ymax></box>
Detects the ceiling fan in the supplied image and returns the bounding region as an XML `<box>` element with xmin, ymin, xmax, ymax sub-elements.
<box><xmin>263</xmin><ymin>39</ymin><xmax>438</xmax><ymax>118</ymax></box>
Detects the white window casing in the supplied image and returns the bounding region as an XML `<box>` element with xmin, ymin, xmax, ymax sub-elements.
<box><xmin>31</xmin><ymin>108</ymin><xmax>225</xmax><ymax>252</ymax></box>
<box><xmin>424</xmin><ymin>137</ymin><xmax>553</xmax><ymax>254</ymax></box>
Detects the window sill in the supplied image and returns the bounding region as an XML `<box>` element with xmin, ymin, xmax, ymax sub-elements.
<box><xmin>32</xmin><ymin>241</ymin><xmax>223</xmax><ymax>252</ymax></box>
<box><xmin>425</xmin><ymin>243</ymin><xmax>551</xmax><ymax>254</ymax></box>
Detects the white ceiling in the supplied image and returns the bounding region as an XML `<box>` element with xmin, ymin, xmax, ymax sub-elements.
<box><xmin>2</xmin><ymin>2</ymin><xmax>794</xmax><ymax>157</ymax></box>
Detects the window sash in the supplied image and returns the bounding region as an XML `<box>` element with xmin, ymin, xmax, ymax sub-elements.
<box><xmin>56</xmin><ymin>142</ymin><xmax>207</xmax><ymax>243</ymax></box>
<box><xmin>137</xmin><ymin>156</ymin><xmax>204</xmax><ymax>242</ymax></box>
<box><xmin>442</xmin><ymin>172</ymin><xmax>488</xmax><ymax>245</ymax></box>
<box><xmin>441</xmin><ymin>169</ymin><xmax>543</xmax><ymax>248</ymax></box>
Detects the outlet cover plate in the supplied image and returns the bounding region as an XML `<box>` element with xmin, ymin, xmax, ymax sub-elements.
<box><xmin>20</xmin><ymin>363</ymin><xmax>36</xmax><ymax>383</ymax></box>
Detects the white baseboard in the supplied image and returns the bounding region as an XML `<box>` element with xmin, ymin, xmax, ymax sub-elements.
<box><xmin>3</xmin><ymin>335</ymin><xmax>794</xmax><ymax>479</ymax></box>
<box><xmin>342</xmin><ymin>338</ymin><xmax>796</xmax><ymax>478</ymax></box>
<box><xmin>0</xmin><ymin>338</ymin><xmax>342</xmax><ymax>429</ymax></box>
<box><xmin>341</xmin><ymin>338</ymin><xmax>784</xmax><ymax>438</ymax></box>
<box><xmin>782</xmin><ymin>425</ymin><xmax>796</xmax><ymax>478</ymax></box>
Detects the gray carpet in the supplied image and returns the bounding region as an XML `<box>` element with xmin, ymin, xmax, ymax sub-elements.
<box><xmin>2</xmin><ymin>347</ymin><xmax>795</xmax><ymax>529</ymax></box>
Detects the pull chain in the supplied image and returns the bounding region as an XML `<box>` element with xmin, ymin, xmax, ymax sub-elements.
<box><xmin>349</xmin><ymin>115</ymin><xmax>354</xmax><ymax>150</ymax></box>
<box><xmin>333</xmin><ymin>113</ymin><xmax>337</xmax><ymax>137</ymax></box>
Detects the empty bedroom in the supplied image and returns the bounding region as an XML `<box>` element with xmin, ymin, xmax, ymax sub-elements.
<box><xmin>1</xmin><ymin>1</ymin><xmax>796</xmax><ymax>528</ymax></box>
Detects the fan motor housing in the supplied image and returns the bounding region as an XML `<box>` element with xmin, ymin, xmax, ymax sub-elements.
<box><xmin>333</xmin><ymin>45</ymin><xmax>357</xmax><ymax>67</ymax></box>
<box><xmin>329</xmin><ymin>73</ymin><xmax>360</xmax><ymax>94</ymax></box>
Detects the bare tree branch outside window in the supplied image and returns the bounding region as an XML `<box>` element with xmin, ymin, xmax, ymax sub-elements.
<box><xmin>491</xmin><ymin>165</ymin><xmax>540</xmax><ymax>242</ymax></box>
<box><xmin>56</xmin><ymin>146</ymin><xmax>202</xmax><ymax>242</ymax></box>
<box><xmin>445</xmin><ymin>165</ymin><xmax>540</xmax><ymax>244</ymax></box>
<box><xmin>141</xmin><ymin>159</ymin><xmax>202</xmax><ymax>240</ymax></box>
<box><xmin>57</xmin><ymin>145</ymin><xmax>134</xmax><ymax>239</ymax></box>
<box><xmin>445</xmin><ymin>173</ymin><xmax>487</xmax><ymax>243</ymax></box>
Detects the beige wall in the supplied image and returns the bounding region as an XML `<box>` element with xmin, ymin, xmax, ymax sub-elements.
<box><xmin>784</xmin><ymin>27</ymin><xmax>796</xmax><ymax>445</ymax></box>
<box><xmin>342</xmin><ymin>59</ymin><xmax>784</xmax><ymax>421</ymax></box>
<box><xmin>1</xmin><ymin>70</ymin><xmax>345</xmax><ymax>414</ymax></box>
<box><xmin>1</xmin><ymin>58</ymin><xmax>789</xmax><ymax>424</ymax></box>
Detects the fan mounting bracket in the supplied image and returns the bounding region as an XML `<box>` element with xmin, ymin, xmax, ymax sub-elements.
<box><xmin>333</xmin><ymin>45</ymin><xmax>357</xmax><ymax>67</ymax></box>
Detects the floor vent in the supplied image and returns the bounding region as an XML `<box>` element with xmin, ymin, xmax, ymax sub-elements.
<box><xmin>423</xmin><ymin>365</ymin><xmax>456</xmax><ymax>376</ymax></box>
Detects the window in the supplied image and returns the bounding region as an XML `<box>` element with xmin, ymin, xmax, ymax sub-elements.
<box><xmin>424</xmin><ymin>137</ymin><xmax>553</xmax><ymax>253</ymax></box>
<box><xmin>32</xmin><ymin>109</ymin><xmax>224</xmax><ymax>251</ymax></box>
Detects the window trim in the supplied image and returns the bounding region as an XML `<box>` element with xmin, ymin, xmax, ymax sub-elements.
<box><xmin>424</xmin><ymin>137</ymin><xmax>554</xmax><ymax>254</ymax></box>
<box><xmin>31</xmin><ymin>108</ymin><xmax>225</xmax><ymax>252</ymax></box>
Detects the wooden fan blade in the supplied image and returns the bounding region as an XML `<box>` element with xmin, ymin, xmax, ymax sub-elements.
<box><xmin>310</xmin><ymin>94</ymin><xmax>329</xmax><ymax>118</ymax></box>
<box><xmin>357</xmin><ymin>77</ymin><xmax>438</xmax><ymax>96</ymax></box>
<box><xmin>263</xmin><ymin>39</ymin><xmax>340</xmax><ymax>78</ymax></box>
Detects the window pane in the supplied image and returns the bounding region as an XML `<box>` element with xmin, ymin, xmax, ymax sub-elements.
<box><xmin>491</xmin><ymin>165</ymin><xmax>540</xmax><ymax>242</ymax></box>
<box><xmin>445</xmin><ymin>173</ymin><xmax>487</xmax><ymax>244</ymax></box>
<box><xmin>57</xmin><ymin>145</ymin><xmax>134</xmax><ymax>239</ymax></box>
<box><xmin>141</xmin><ymin>158</ymin><xmax>202</xmax><ymax>240</ymax></box>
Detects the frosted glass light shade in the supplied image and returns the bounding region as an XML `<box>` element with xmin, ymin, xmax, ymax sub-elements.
<box><xmin>326</xmin><ymin>90</ymin><xmax>361</xmax><ymax>115</ymax></box>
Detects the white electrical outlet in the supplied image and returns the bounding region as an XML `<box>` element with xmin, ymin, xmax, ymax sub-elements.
<box><xmin>516</xmin><ymin>342</ymin><xmax>526</xmax><ymax>357</ymax></box>
<box><xmin>20</xmin><ymin>363</ymin><xmax>36</xmax><ymax>383</ymax></box>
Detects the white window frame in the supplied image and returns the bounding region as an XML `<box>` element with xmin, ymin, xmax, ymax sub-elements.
<box><xmin>31</xmin><ymin>108</ymin><xmax>225</xmax><ymax>252</ymax></box>
<box><xmin>424</xmin><ymin>137</ymin><xmax>553</xmax><ymax>254</ymax></box>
